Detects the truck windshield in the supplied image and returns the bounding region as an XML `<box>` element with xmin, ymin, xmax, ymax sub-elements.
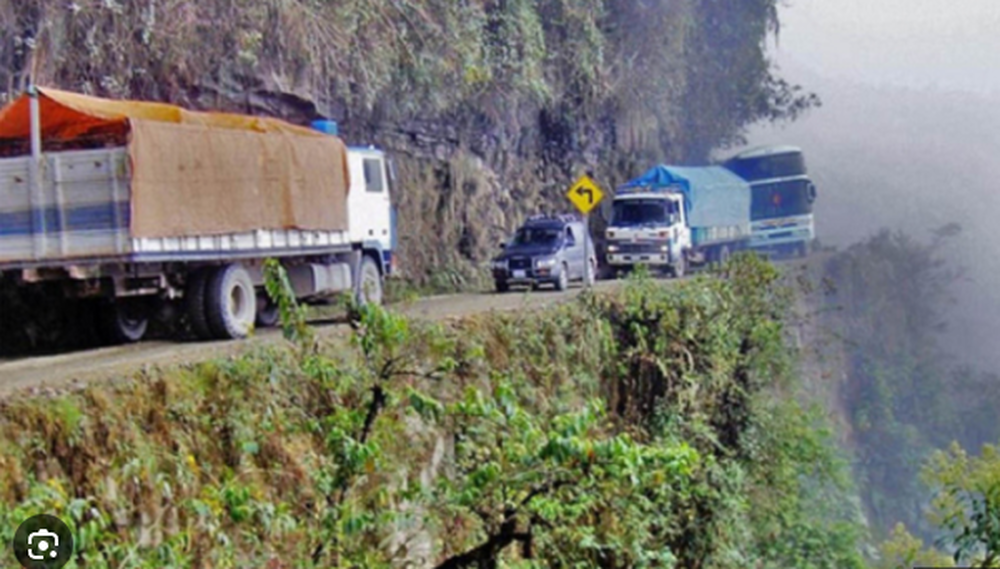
<box><xmin>512</xmin><ymin>227</ymin><xmax>562</xmax><ymax>246</ymax></box>
<box><xmin>611</xmin><ymin>199</ymin><xmax>673</xmax><ymax>227</ymax></box>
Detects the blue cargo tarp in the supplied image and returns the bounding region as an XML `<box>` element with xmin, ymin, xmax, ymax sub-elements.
<box><xmin>619</xmin><ymin>165</ymin><xmax>751</xmax><ymax>232</ymax></box>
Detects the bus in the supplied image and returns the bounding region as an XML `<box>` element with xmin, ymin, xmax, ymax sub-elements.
<box><xmin>722</xmin><ymin>146</ymin><xmax>817</xmax><ymax>257</ymax></box>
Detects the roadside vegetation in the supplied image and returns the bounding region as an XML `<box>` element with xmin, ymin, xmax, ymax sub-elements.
<box><xmin>0</xmin><ymin>255</ymin><xmax>867</xmax><ymax>568</ymax></box>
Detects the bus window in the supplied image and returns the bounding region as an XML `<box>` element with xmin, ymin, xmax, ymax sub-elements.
<box><xmin>725</xmin><ymin>151</ymin><xmax>806</xmax><ymax>181</ymax></box>
<box><xmin>751</xmin><ymin>180</ymin><xmax>814</xmax><ymax>221</ymax></box>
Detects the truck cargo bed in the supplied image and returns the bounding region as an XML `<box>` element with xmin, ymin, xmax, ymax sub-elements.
<box><xmin>0</xmin><ymin>147</ymin><xmax>351</xmax><ymax>269</ymax></box>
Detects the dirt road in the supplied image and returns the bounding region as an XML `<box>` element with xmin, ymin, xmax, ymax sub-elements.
<box><xmin>0</xmin><ymin>281</ymin><xmax>620</xmax><ymax>396</ymax></box>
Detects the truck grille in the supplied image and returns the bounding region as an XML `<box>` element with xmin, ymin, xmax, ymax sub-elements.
<box><xmin>614</xmin><ymin>242</ymin><xmax>664</xmax><ymax>254</ymax></box>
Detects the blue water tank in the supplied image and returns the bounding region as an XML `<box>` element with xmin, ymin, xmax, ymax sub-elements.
<box><xmin>311</xmin><ymin>120</ymin><xmax>339</xmax><ymax>136</ymax></box>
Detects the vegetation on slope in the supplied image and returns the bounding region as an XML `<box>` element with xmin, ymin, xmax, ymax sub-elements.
<box><xmin>0</xmin><ymin>257</ymin><xmax>863</xmax><ymax>568</ymax></box>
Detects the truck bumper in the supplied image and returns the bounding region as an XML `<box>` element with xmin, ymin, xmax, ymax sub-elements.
<box><xmin>606</xmin><ymin>253</ymin><xmax>671</xmax><ymax>266</ymax></box>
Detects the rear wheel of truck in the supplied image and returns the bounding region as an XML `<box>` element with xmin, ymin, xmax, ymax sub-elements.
<box><xmin>206</xmin><ymin>264</ymin><xmax>257</xmax><ymax>340</ymax></box>
<box><xmin>185</xmin><ymin>268</ymin><xmax>214</xmax><ymax>341</ymax></box>
<box><xmin>494</xmin><ymin>279</ymin><xmax>510</xmax><ymax>294</ymax></box>
<box><xmin>356</xmin><ymin>256</ymin><xmax>384</xmax><ymax>306</ymax></box>
<box><xmin>98</xmin><ymin>300</ymin><xmax>149</xmax><ymax>344</ymax></box>
<box><xmin>718</xmin><ymin>245</ymin><xmax>732</xmax><ymax>265</ymax></box>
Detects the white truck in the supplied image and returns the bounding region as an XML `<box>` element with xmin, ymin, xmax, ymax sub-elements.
<box><xmin>604</xmin><ymin>165</ymin><xmax>752</xmax><ymax>277</ymax></box>
<box><xmin>0</xmin><ymin>87</ymin><xmax>395</xmax><ymax>345</ymax></box>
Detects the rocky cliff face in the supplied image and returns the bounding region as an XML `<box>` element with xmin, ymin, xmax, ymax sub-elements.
<box><xmin>0</xmin><ymin>0</ymin><xmax>814</xmax><ymax>283</ymax></box>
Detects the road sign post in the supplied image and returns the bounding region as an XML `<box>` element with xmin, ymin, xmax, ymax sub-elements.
<box><xmin>566</xmin><ymin>175</ymin><xmax>605</xmax><ymax>288</ymax></box>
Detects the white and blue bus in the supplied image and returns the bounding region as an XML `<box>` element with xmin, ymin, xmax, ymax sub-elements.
<box><xmin>722</xmin><ymin>146</ymin><xmax>817</xmax><ymax>257</ymax></box>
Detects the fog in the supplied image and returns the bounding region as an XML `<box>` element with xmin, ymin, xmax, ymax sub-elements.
<box><xmin>745</xmin><ymin>0</ymin><xmax>1000</xmax><ymax>370</ymax></box>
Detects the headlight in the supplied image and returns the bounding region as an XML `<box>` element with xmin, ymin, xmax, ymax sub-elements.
<box><xmin>660</xmin><ymin>245</ymin><xmax>670</xmax><ymax>252</ymax></box>
<box><xmin>492</xmin><ymin>259</ymin><xmax>508</xmax><ymax>270</ymax></box>
<box><xmin>536</xmin><ymin>257</ymin><xmax>557</xmax><ymax>268</ymax></box>
<box><xmin>607</xmin><ymin>245</ymin><xmax>619</xmax><ymax>253</ymax></box>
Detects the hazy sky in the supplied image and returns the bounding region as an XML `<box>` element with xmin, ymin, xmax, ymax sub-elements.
<box><xmin>771</xmin><ymin>0</ymin><xmax>1000</xmax><ymax>94</ymax></box>
<box><xmin>748</xmin><ymin>1</ymin><xmax>1000</xmax><ymax>370</ymax></box>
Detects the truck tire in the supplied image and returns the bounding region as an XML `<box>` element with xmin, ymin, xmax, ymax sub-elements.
<box><xmin>495</xmin><ymin>279</ymin><xmax>510</xmax><ymax>294</ymax></box>
<box><xmin>98</xmin><ymin>300</ymin><xmax>149</xmax><ymax>344</ymax></box>
<box><xmin>356</xmin><ymin>255</ymin><xmax>384</xmax><ymax>306</ymax></box>
<box><xmin>555</xmin><ymin>263</ymin><xmax>570</xmax><ymax>291</ymax></box>
<box><xmin>672</xmin><ymin>256</ymin><xmax>687</xmax><ymax>279</ymax></box>
<box><xmin>719</xmin><ymin>245</ymin><xmax>732</xmax><ymax>265</ymax></box>
<box><xmin>206</xmin><ymin>264</ymin><xmax>257</xmax><ymax>340</ymax></box>
<box><xmin>255</xmin><ymin>294</ymin><xmax>280</xmax><ymax>328</ymax></box>
<box><xmin>185</xmin><ymin>268</ymin><xmax>213</xmax><ymax>341</ymax></box>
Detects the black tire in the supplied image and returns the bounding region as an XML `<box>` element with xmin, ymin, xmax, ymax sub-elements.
<box><xmin>356</xmin><ymin>255</ymin><xmax>384</xmax><ymax>306</ymax></box>
<box><xmin>255</xmin><ymin>294</ymin><xmax>280</xmax><ymax>328</ymax></box>
<box><xmin>98</xmin><ymin>300</ymin><xmax>149</xmax><ymax>344</ymax></box>
<box><xmin>672</xmin><ymin>256</ymin><xmax>687</xmax><ymax>279</ymax></box>
<box><xmin>555</xmin><ymin>263</ymin><xmax>570</xmax><ymax>291</ymax></box>
<box><xmin>718</xmin><ymin>245</ymin><xmax>732</xmax><ymax>265</ymax></box>
<box><xmin>185</xmin><ymin>268</ymin><xmax>213</xmax><ymax>341</ymax></box>
<box><xmin>495</xmin><ymin>279</ymin><xmax>510</xmax><ymax>294</ymax></box>
<box><xmin>206</xmin><ymin>264</ymin><xmax>257</xmax><ymax>340</ymax></box>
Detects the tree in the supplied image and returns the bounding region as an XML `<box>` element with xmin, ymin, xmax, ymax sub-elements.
<box><xmin>924</xmin><ymin>442</ymin><xmax>1000</xmax><ymax>567</ymax></box>
<box><xmin>426</xmin><ymin>381</ymin><xmax>698</xmax><ymax>568</ymax></box>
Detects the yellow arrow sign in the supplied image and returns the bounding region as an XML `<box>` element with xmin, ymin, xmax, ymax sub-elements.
<box><xmin>566</xmin><ymin>175</ymin><xmax>605</xmax><ymax>215</ymax></box>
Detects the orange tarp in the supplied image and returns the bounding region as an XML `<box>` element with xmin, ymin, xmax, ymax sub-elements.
<box><xmin>0</xmin><ymin>88</ymin><xmax>350</xmax><ymax>238</ymax></box>
<box><xmin>0</xmin><ymin>87</ymin><xmax>327</xmax><ymax>140</ymax></box>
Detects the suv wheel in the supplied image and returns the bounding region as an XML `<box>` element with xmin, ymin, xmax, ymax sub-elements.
<box><xmin>555</xmin><ymin>263</ymin><xmax>570</xmax><ymax>291</ymax></box>
<box><xmin>495</xmin><ymin>279</ymin><xmax>510</xmax><ymax>294</ymax></box>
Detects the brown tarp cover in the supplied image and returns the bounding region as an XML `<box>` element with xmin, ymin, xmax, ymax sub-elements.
<box><xmin>0</xmin><ymin>87</ymin><xmax>349</xmax><ymax>238</ymax></box>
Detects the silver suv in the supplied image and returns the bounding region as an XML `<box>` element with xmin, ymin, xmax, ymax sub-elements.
<box><xmin>491</xmin><ymin>215</ymin><xmax>597</xmax><ymax>292</ymax></box>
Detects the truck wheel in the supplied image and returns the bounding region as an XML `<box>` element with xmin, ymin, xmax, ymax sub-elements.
<box><xmin>206</xmin><ymin>264</ymin><xmax>257</xmax><ymax>340</ymax></box>
<box><xmin>584</xmin><ymin>259</ymin><xmax>596</xmax><ymax>287</ymax></box>
<box><xmin>99</xmin><ymin>300</ymin><xmax>149</xmax><ymax>344</ymax></box>
<box><xmin>672</xmin><ymin>257</ymin><xmax>687</xmax><ymax>279</ymax></box>
<box><xmin>356</xmin><ymin>256</ymin><xmax>384</xmax><ymax>306</ymax></box>
<box><xmin>185</xmin><ymin>268</ymin><xmax>214</xmax><ymax>341</ymax></box>
<box><xmin>555</xmin><ymin>263</ymin><xmax>570</xmax><ymax>291</ymax></box>
<box><xmin>495</xmin><ymin>279</ymin><xmax>510</xmax><ymax>294</ymax></box>
<box><xmin>255</xmin><ymin>294</ymin><xmax>280</xmax><ymax>328</ymax></box>
<box><xmin>719</xmin><ymin>245</ymin><xmax>732</xmax><ymax>265</ymax></box>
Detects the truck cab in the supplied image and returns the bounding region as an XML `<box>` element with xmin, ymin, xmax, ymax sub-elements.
<box><xmin>605</xmin><ymin>192</ymin><xmax>691</xmax><ymax>277</ymax></box>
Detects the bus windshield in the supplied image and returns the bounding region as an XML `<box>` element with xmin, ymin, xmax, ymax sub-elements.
<box><xmin>725</xmin><ymin>152</ymin><xmax>806</xmax><ymax>182</ymax></box>
<box><xmin>751</xmin><ymin>180</ymin><xmax>815</xmax><ymax>220</ymax></box>
<box><xmin>611</xmin><ymin>199</ymin><xmax>678</xmax><ymax>227</ymax></box>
